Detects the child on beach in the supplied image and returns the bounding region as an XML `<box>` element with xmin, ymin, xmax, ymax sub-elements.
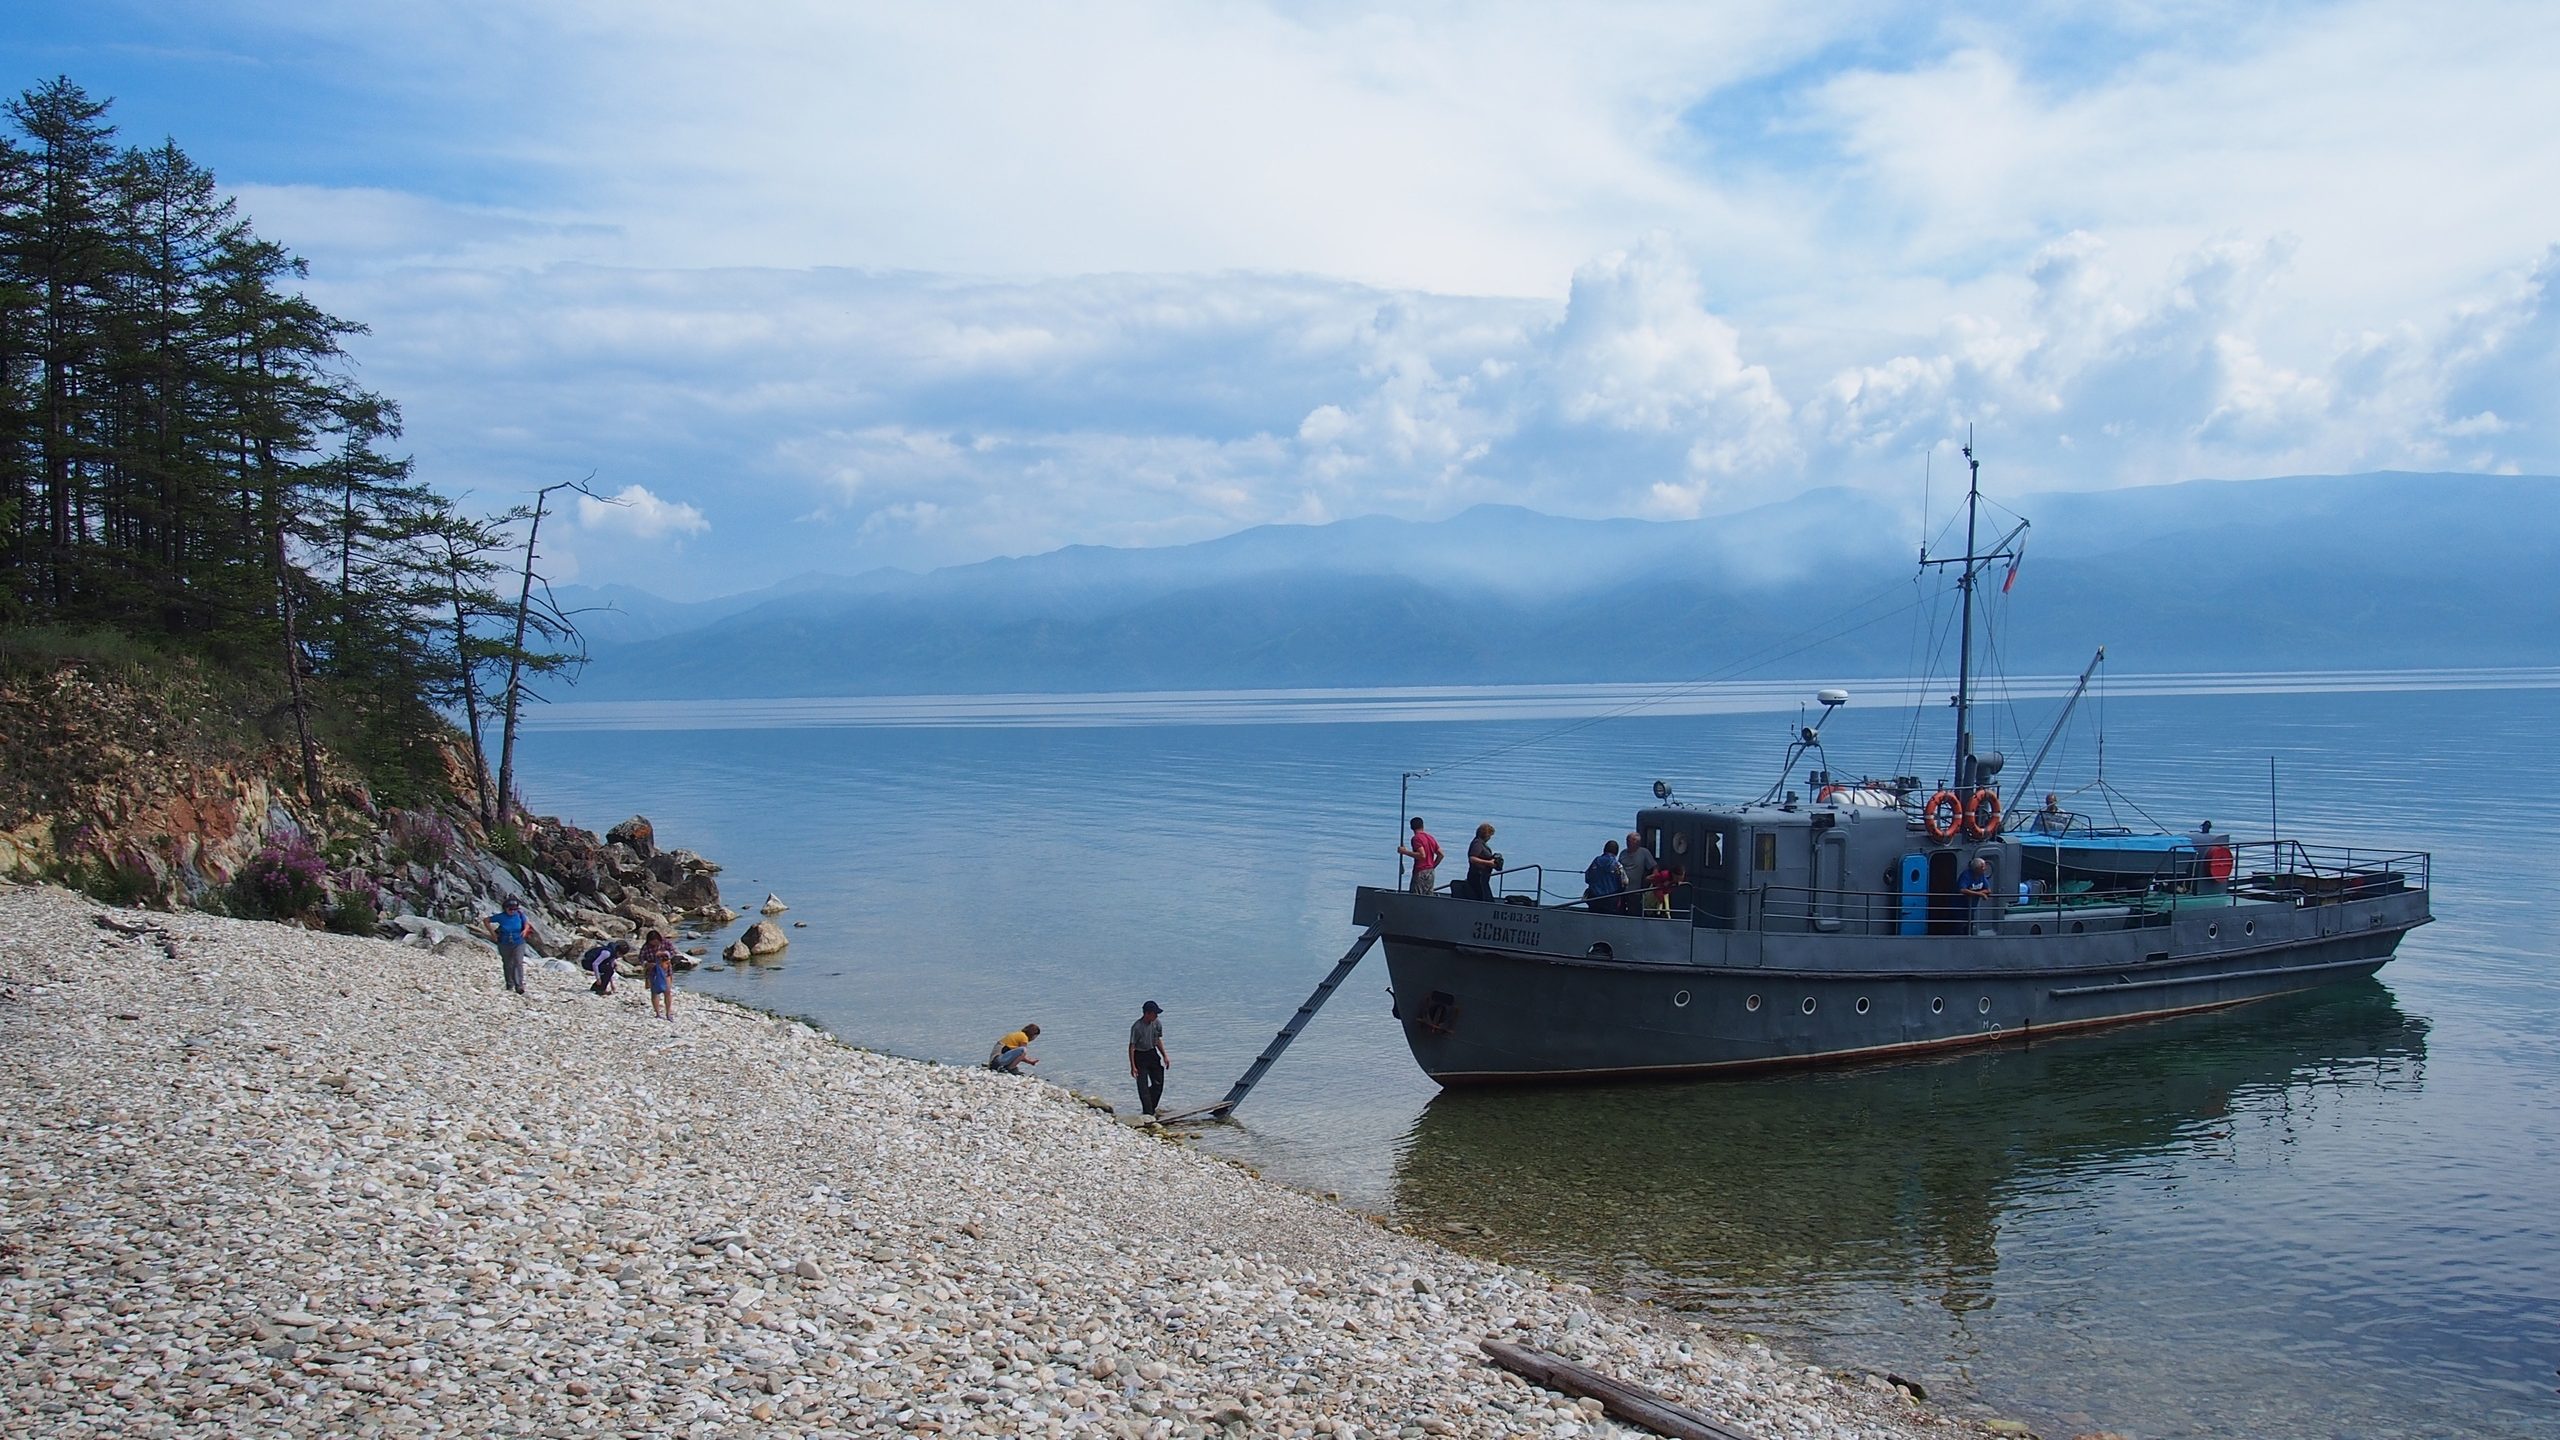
<box><xmin>640</xmin><ymin>931</ymin><xmax>675</xmax><ymax>1022</ymax></box>
<box><xmin>582</xmin><ymin>939</ymin><xmax>630</xmax><ymax>996</ymax></box>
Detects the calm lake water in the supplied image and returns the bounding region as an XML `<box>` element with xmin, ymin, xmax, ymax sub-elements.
<box><xmin>516</xmin><ymin>673</ymin><xmax>2560</xmax><ymax>1439</ymax></box>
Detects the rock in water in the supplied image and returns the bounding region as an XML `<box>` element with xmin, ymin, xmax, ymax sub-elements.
<box><xmin>723</xmin><ymin>939</ymin><xmax>752</xmax><ymax>962</ymax></box>
<box><xmin>669</xmin><ymin>871</ymin><xmax>721</xmax><ymax>912</ymax></box>
<box><xmin>742</xmin><ymin>920</ymin><xmax>789</xmax><ymax>957</ymax></box>
<box><xmin>605</xmin><ymin>816</ymin><xmax>656</xmax><ymax>859</ymax></box>
<box><xmin>760</xmin><ymin>893</ymin><xmax>788</xmax><ymax>915</ymax></box>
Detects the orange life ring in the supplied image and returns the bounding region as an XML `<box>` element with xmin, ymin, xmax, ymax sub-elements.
<box><xmin>1965</xmin><ymin>789</ymin><xmax>2003</xmax><ymax>839</ymax></box>
<box><xmin>1923</xmin><ymin>790</ymin><xmax>1964</xmax><ymax>840</ymax></box>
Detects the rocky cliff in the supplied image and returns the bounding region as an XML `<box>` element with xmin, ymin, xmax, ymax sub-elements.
<box><xmin>0</xmin><ymin>657</ymin><xmax>727</xmax><ymax>962</ymax></box>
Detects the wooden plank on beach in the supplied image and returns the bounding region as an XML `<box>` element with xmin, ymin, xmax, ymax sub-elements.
<box><xmin>1479</xmin><ymin>1339</ymin><xmax>1764</xmax><ymax>1440</ymax></box>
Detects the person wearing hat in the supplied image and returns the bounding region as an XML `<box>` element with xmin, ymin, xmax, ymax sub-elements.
<box><xmin>1128</xmin><ymin>1001</ymin><xmax>1170</xmax><ymax>1119</ymax></box>
<box><xmin>483</xmin><ymin>897</ymin><xmax>531</xmax><ymax>995</ymax></box>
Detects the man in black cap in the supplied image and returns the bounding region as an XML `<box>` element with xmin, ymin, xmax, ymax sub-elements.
<box><xmin>1128</xmin><ymin>1000</ymin><xmax>1169</xmax><ymax>1120</ymax></box>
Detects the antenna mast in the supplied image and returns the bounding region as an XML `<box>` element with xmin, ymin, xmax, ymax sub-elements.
<box><xmin>1916</xmin><ymin>431</ymin><xmax>2025</xmax><ymax>792</ymax></box>
<box><xmin>1954</xmin><ymin>436</ymin><xmax>1980</xmax><ymax>786</ymax></box>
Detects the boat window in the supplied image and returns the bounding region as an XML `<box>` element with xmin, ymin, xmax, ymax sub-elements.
<box><xmin>1672</xmin><ymin>827</ymin><xmax>1727</xmax><ymax>879</ymax></box>
<box><xmin>1753</xmin><ymin>832</ymin><xmax>1777</xmax><ymax>872</ymax></box>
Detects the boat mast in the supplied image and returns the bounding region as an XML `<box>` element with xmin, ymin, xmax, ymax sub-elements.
<box><xmin>1954</xmin><ymin>437</ymin><xmax>1980</xmax><ymax>789</ymax></box>
<box><xmin>1917</xmin><ymin>431</ymin><xmax>2024</xmax><ymax>794</ymax></box>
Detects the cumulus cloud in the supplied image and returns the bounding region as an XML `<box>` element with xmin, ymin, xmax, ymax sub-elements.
<box><xmin>577</xmin><ymin>485</ymin><xmax>709</xmax><ymax>541</ymax></box>
<box><xmin>63</xmin><ymin>0</ymin><xmax>2560</xmax><ymax>592</ymax></box>
<box><xmin>319</xmin><ymin>227</ymin><xmax>2560</xmax><ymax>588</ymax></box>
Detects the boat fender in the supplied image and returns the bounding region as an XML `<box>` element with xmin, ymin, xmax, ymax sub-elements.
<box><xmin>1924</xmin><ymin>790</ymin><xmax>1965</xmax><ymax>840</ymax></box>
<box><xmin>1965</xmin><ymin>788</ymin><xmax>2003</xmax><ymax>839</ymax></box>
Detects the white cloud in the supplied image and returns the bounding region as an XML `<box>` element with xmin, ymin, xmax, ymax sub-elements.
<box><xmin>577</xmin><ymin>484</ymin><xmax>709</xmax><ymax>541</ymax></box>
<box><xmin>64</xmin><ymin>0</ymin><xmax>2560</xmax><ymax>591</ymax></box>
<box><xmin>318</xmin><ymin>226</ymin><xmax>2560</xmax><ymax>586</ymax></box>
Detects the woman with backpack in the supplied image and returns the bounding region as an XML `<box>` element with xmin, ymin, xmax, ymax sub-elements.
<box><xmin>582</xmin><ymin>939</ymin><xmax>630</xmax><ymax>996</ymax></box>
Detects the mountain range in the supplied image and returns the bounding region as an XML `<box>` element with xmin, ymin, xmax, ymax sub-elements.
<box><xmin>556</xmin><ymin>471</ymin><xmax>2560</xmax><ymax>699</ymax></box>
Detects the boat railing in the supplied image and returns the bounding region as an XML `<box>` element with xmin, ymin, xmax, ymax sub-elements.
<box><xmin>1427</xmin><ymin>864</ymin><xmax>1547</xmax><ymax>901</ymax></box>
<box><xmin>1455</xmin><ymin>865</ymin><xmax>1694</xmax><ymax>920</ymax></box>
<box><xmin>2014</xmin><ymin>808</ymin><xmax>2141</xmax><ymax>840</ymax></box>
<box><xmin>1743</xmin><ymin>882</ymin><xmax>2172</xmax><ymax>935</ymax></box>
<box><xmin>2227</xmin><ymin>840</ymin><xmax>2429</xmax><ymax>900</ymax></box>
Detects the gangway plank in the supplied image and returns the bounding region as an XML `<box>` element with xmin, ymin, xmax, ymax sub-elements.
<box><xmin>1159</xmin><ymin>924</ymin><xmax>1382</xmax><ymax>1124</ymax></box>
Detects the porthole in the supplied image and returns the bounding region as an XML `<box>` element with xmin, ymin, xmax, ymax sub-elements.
<box><xmin>1855</xmin><ymin>996</ymin><xmax>1871</xmax><ymax>1015</ymax></box>
<box><xmin>1977</xmin><ymin>996</ymin><xmax>1992</xmax><ymax>1015</ymax></box>
<box><xmin>1801</xmin><ymin>996</ymin><xmax>1817</xmax><ymax>1015</ymax></box>
<box><xmin>2070</xmin><ymin>920</ymin><xmax>2086</xmax><ymax>934</ymax></box>
<box><xmin>1745</xmin><ymin>994</ymin><xmax>1761</xmax><ymax>1013</ymax></box>
<box><xmin>2028</xmin><ymin>923</ymin><xmax>2043</xmax><ymax>935</ymax></box>
<box><xmin>1672</xmin><ymin>989</ymin><xmax>1692</xmax><ymax>1008</ymax></box>
<box><xmin>1930</xmin><ymin>997</ymin><xmax>1945</xmax><ymax>1014</ymax></box>
<box><xmin>2244</xmin><ymin>920</ymin><xmax>2256</xmax><ymax>936</ymax></box>
<box><xmin>1670</xmin><ymin>832</ymin><xmax>1690</xmax><ymax>855</ymax></box>
<box><xmin>2207</xmin><ymin>922</ymin><xmax>2219</xmax><ymax>939</ymax></box>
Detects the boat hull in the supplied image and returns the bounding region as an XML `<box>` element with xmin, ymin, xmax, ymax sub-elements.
<box><xmin>1354</xmin><ymin>886</ymin><xmax>2429</xmax><ymax>1083</ymax></box>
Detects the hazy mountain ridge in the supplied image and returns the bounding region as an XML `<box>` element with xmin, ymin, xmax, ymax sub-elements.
<box><xmin>558</xmin><ymin>472</ymin><xmax>2560</xmax><ymax>698</ymax></box>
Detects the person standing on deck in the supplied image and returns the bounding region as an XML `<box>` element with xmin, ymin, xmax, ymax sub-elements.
<box><xmin>2033</xmin><ymin>793</ymin><xmax>2067</xmax><ymax>834</ymax></box>
<box><xmin>1399</xmin><ymin>817</ymin><xmax>1443</xmax><ymax>894</ymax></box>
<box><xmin>1466</xmin><ymin>824</ymin><xmax>1501</xmax><ymax>901</ymax></box>
<box><xmin>1619</xmin><ymin>832</ymin><xmax>1654</xmax><ymax>917</ymax></box>
<box><xmin>1960</xmin><ymin>856</ymin><xmax>1996</xmax><ymax>929</ymax></box>
<box><xmin>1584</xmin><ymin>840</ymin><xmax>1624</xmax><ymax>908</ymax></box>
<box><xmin>1128</xmin><ymin>1001</ymin><xmax>1169</xmax><ymax>1120</ymax></box>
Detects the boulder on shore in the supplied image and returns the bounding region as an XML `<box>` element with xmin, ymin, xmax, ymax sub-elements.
<box><xmin>605</xmin><ymin>816</ymin><xmax>656</xmax><ymax>859</ymax></box>
<box><xmin>760</xmin><ymin>893</ymin><xmax>788</xmax><ymax>915</ymax></box>
<box><xmin>741</xmin><ymin>920</ymin><xmax>789</xmax><ymax>957</ymax></box>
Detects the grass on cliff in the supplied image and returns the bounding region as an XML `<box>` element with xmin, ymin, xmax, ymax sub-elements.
<box><xmin>0</xmin><ymin>625</ymin><xmax>471</xmax><ymax>820</ymax></box>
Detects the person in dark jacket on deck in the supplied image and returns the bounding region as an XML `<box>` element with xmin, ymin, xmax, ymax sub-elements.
<box><xmin>1584</xmin><ymin>840</ymin><xmax>1624</xmax><ymax>908</ymax></box>
<box><xmin>1466</xmin><ymin>824</ymin><xmax>1502</xmax><ymax>901</ymax></box>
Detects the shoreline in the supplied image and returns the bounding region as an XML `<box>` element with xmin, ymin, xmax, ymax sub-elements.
<box><xmin>1</xmin><ymin>883</ymin><xmax>1963</xmax><ymax>1439</ymax></box>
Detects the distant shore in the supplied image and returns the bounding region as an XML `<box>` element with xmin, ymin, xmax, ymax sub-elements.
<box><xmin>0</xmin><ymin>883</ymin><xmax>1957</xmax><ymax>1439</ymax></box>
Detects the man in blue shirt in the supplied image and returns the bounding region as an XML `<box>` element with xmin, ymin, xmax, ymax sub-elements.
<box><xmin>1959</xmin><ymin>857</ymin><xmax>1996</xmax><ymax>930</ymax></box>
<box><xmin>484</xmin><ymin>898</ymin><xmax>530</xmax><ymax>995</ymax></box>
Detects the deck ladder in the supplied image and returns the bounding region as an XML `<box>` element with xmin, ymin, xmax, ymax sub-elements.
<box><xmin>1185</xmin><ymin>924</ymin><xmax>1381</xmax><ymax>1121</ymax></box>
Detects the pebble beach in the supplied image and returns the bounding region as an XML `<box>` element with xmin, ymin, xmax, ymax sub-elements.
<box><xmin>0</xmin><ymin>883</ymin><xmax>1955</xmax><ymax>1440</ymax></box>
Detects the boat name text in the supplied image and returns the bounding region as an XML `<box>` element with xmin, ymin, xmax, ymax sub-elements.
<box><xmin>1471</xmin><ymin>917</ymin><xmax>1542</xmax><ymax>946</ymax></box>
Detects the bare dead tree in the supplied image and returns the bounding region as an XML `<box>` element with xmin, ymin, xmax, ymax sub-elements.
<box><xmin>490</xmin><ymin>476</ymin><xmax>611</xmax><ymax>830</ymax></box>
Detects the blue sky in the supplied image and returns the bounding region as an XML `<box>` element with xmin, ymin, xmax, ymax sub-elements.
<box><xmin>10</xmin><ymin>1</ymin><xmax>2560</xmax><ymax>596</ymax></box>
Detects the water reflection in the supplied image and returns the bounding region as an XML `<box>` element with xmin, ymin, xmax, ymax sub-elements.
<box><xmin>1391</xmin><ymin>983</ymin><xmax>2428</xmax><ymax>1334</ymax></box>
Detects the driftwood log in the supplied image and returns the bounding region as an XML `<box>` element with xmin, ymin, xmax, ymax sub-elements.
<box><xmin>93</xmin><ymin>912</ymin><xmax>180</xmax><ymax>959</ymax></box>
<box><xmin>1480</xmin><ymin>1338</ymin><xmax>1764</xmax><ymax>1440</ymax></box>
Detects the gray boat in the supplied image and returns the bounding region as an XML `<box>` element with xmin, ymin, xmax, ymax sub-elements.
<box><xmin>1352</xmin><ymin>446</ymin><xmax>2434</xmax><ymax>1084</ymax></box>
